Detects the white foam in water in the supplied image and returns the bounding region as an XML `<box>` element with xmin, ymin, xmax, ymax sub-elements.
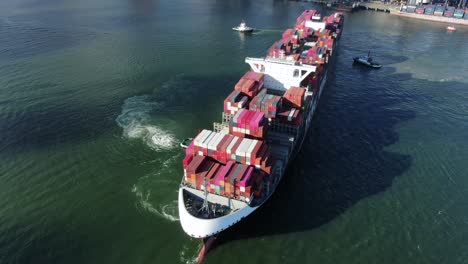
<box><xmin>116</xmin><ymin>95</ymin><xmax>176</xmax><ymax>151</ymax></box>
<box><xmin>132</xmin><ymin>184</ymin><xmax>180</xmax><ymax>222</ymax></box>
<box><xmin>161</xmin><ymin>201</ymin><xmax>179</xmax><ymax>222</ymax></box>
<box><xmin>180</xmin><ymin>244</ymin><xmax>199</xmax><ymax>264</ymax></box>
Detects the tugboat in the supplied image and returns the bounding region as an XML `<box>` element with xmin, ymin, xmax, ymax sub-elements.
<box><xmin>180</xmin><ymin>138</ymin><xmax>193</xmax><ymax>149</ymax></box>
<box><xmin>232</xmin><ymin>20</ymin><xmax>254</xmax><ymax>33</ymax></box>
<box><xmin>353</xmin><ymin>51</ymin><xmax>382</xmax><ymax>69</ymax></box>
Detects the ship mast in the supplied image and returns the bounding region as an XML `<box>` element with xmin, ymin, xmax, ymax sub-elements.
<box><xmin>199</xmin><ymin>177</ymin><xmax>210</xmax><ymax>215</ymax></box>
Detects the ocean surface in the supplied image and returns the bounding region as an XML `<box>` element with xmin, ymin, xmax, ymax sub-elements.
<box><xmin>1</xmin><ymin>0</ymin><xmax>468</xmax><ymax>263</ymax></box>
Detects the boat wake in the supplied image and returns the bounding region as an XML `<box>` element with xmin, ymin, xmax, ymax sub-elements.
<box><xmin>132</xmin><ymin>184</ymin><xmax>180</xmax><ymax>222</ymax></box>
<box><xmin>116</xmin><ymin>95</ymin><xmax>176</xmax><ymax>151</ymax></box>
<box><xmin>248</xmin><ymin>28</ymin><xmax>284</xmax><ymax>36</ymax></box>
<box><xmin>438</xmin><ymin>76</ymin><xmax>465</xmax><ymax>83</ymax></box>
<box><xmin>179</xmin><ymin>243</ymin><xmax>201</xmax><ymax>264</ymax></box>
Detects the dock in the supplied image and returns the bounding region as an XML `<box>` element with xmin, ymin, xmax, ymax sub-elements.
<box><xmin>359</xmin><ymin>2</ymin><xmax>399</xmax><ymax>13</ymax></box>
<box><xmin>289</xmin><ymin>0</ymin><xmax>329</xmax><ymax>4</ymax></box>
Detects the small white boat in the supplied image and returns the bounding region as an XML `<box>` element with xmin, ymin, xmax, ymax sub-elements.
<box><xmin>232</xmin><ymin>21</ymin><xmax>254</xmax><ymax>33</ymax></box>
<box><xmin>447</xmin><ymin>26</ymin><xmax>456</xmax><ymax>32</ymax></box>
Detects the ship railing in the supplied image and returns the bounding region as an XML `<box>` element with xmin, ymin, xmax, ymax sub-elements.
<box><xmin>269</xmin><ymin>120</ymin><xmax>301</xmax><ymax>135</ymax></box>
<box><xmin>247</xmin><ymin>194</ymin><xmax>255</xmax><ymax>205</ymax></box>
<box><xmin>222</xmin><ymin>112</ymin><xmax>233</xmax><ymax>123</ymax></box>
<box><xmin>212</xmin><ymin>112</ymin><xmax>233</xmax><ymax>133</ymax></box>
<box><xmin>183</xmin><ymin>176</ymin><xmax>260</xmax><ymax>207</ymax></box>
<box><xmin>213</xmin><ymin>122</ymin><xmax>228</xmax><ymax>133</ymax></box>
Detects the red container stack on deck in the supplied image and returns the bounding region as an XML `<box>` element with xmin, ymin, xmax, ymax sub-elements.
<box><xmin>183</xmin><ymin>154</ymin><xmax>194</xmax><ymax>168</ymax></box>
<box><xmin>323</xmin><ymin>15</ymin><xmax>335</xmax><ymax>24</ymax></box>
<box><xmin>184</xmin><ymin>155</ymin><xmax>214</xmax><ymax>188</ymax></box>
<box><xmin>249</xmin><ymin>89</ymin><xmax>282</xmax><ymax>119</ymax></box>
<box><xmin>235</xmin><ymin>79</ymin><xmax>259</xmax><ymax>97</ymax></box>
<box><xmin>283</xmin><ymin>86</ymin><xmax>306</xmax><ymax>108</ymax></box>
<box><xmin>184</xmin><ymin>154</ymin><xmax>261</xmax><ymax>199</ymax></box>
<box><xmin>225</xmin><ymin>163</ymin><xmax>257</xmax><ymax>200</ymax></box>
<box><xmin>268</xmin><ymin>41</ymin><xmax>286</xmax><ymax>58</ymax></box>
<box><xmin>224</xmin><ymin>90</ymin><xmax>249</xmax><ymax>114</ymax></box>
<box><xmin>282</xmin><ymin>28</ymin><xmax>294</xmax><ymax>39</ymax></box>
<box><xmin>238</xmin><ymin>166</ymin><xmax>254</xmax><ymax>196</ymax></box>
<box><xmin>212</xmin><ymin>161</ymin><xmax>234</xmax><ymax>195</ymax></box>
<box><xmin>229</xmin><ymin>109</ymin><xmax>267</xmax><ymax>139</ymax></box>
<box><xmin>191</xmin><ymin>129</ymin><xmax>270</xmax><ymax>173</ymax></box>
<box><xmin>276</xmin><ymin>107</ymin><xmax>303</xmax><ymax>126</ymax></box>
<box><xmin>182</xmin><ymin>157</ymin><xmax>261</xmax><ymax>200</ymax></box>
<box><xmin>224</xmin><ymin>164</ymin><xmax>243</xmax><ymax>196</ymax></box>
<box><xmin>242</xmin><ymin>71</ymin><xmax>265</xmax><ymax>87</ymax></box>
<box><xmin>315</xmin><ymin>28</ymin><xmax>331</xmax><ymax>38</ymax></box>
<box><xmin>193</xmin><ymin>129</ymin><xmax>231</xmax><ymax>164</ymax></box>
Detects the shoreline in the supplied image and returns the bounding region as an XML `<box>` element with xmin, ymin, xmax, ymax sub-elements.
<box><xmin>389</xmin><ymin>11</ymin><xmax>468</xmax><ymax>26</ymax></box>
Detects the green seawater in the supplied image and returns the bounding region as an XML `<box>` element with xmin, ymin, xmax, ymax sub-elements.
<box><xmin>1</xmin><ymin>0</ymin><xmax>468</xmax><ymax>263</ymax></box>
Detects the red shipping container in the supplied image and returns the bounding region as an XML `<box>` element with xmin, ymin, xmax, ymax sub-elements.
<box><xmin>241</xmin><ymin>71</ymin><xmax>265</xmax><ymax>87</ymax></box>
<box><xmin>218</xmin><ymin>136</ymin><xmax>234</xmax><ymax>163</ymax></box>
<box><xmin>182</xmin><ymin>154</ymin><xmax>194</xmax><ymax>168</ymax></box>
<box><xmin>206</xmin><ymin>163</ymin><xmax>220</xmax><ymax>184</ymax></box>
<box><xmin>185</xmin><ymin>155</ymin><xmax>207</xmax><ymax>174</ymax></box>
<box><xmin>282</xmin><ymin>28</ymin><xmax>294</xmax><ymax>39</ymax></box>
<box><xmin>224</xmin><ymin>90</ymin><xmax>250</xmax><ymax>115</ymax></box>
<box><xmin>283</xmin><ymin>86</ymin><xmax>305</xmax><ymax>108</ymax></box>
<box><xmin>185</xmin><ymin>140</ymin><xmax>195</xmax><ymax>156</ymax></box>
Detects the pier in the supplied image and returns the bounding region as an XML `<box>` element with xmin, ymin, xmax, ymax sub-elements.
<box><xmin>359</xmin><ymin>2</ymin><xmax>399</xmax><ymax>13</ymax></box>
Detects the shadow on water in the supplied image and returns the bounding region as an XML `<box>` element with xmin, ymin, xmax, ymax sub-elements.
<box><xmin>213</xmin><ymin>55</ymin><xmax>417</xmax><ymax>244</ymax></box>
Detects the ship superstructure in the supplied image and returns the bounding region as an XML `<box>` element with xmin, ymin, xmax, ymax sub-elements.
<box><xmin>178</xmin><ymin>10</ymin><xmax>344</xmax><ymax>238</ymax></box>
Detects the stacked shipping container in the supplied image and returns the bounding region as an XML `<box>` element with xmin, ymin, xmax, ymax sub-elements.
<box><xmin>189</xmin><ymin>129</ymin><xmax>271</xmax><ymax>171</ymax></box>
<box><xmin>229</xmin><ymin>109</ymin><xmax>267</xmax><ymax>138</ymax></box>
<box><xmin>269</xmin><ymin>12</ymin><xmax>339</xmax><ymax>65</ymax></box>
<box><xmin>276</xmin><ymin>107</ymin><xmax>302</xmax><ymax>126</ymax></box>
<box><xmin>454</xmin><ymin>9</ymin><xmax>465</xmax><ymax>18</ymax></box>
<box><xmin>224</xmin><ymin>90</ymin><xmax>249</xmax><ymax>114</ymax></box>
<box><xmin>234</xmin><ymin>71</ymin><xmax>265</xmax><ymax>97</ymax></box>
<box><xmin>184</xmin><ymin>155</ymin><xmax>214</xmax><ymax>188</ymax></box>
<box><xmin>283</xmin><ymin>86</ymin><xmax>306</xmax><ymax>108</ymax></box>
<box><xmin>249</xmin><ymin>89</ymin><xmax>282</xmax><ymax>118</ymax></box>
<box><xmin>415</xmin><ymin>5</ymin><xmax>425</xmax><ymax>14</ymax></box>
<box><xmin>444</xmin><ymin>7</ymin><xmax>455</xmax><ymax>17</ymax></box>
<box><xmin>434</xmin><ymin>6</ymin><xmax>444</xmax><ymax>16</ymax></box>
<box><xmin>424</xmin><ymin>5</ymin><xmax>435</xmax><ymax>15</ymax></box>
<box><xmin>183</xmin><ymin>128</ymin><xmax>273</xmax><ymax>200</ymax></box>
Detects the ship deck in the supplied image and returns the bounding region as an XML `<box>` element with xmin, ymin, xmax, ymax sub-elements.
<box><xmin>182</xmin><ymin>88</ymin><xmax>318</xmax><ymax>219</ymax></box>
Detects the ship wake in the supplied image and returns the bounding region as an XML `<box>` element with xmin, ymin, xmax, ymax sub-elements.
<box><xmin>132</xmin><ymin>184</ymin><xmax>180</xmax><ymax>222</ymax></box>
<box><xmin>116</xmin><ymin>95</ymin><xmax>176</xmax><ymax>150</ymax></box>
<box><xmin>179</xmin><ymin>243</ymin><xmax>200</xmax><ymax>264</ymax></box>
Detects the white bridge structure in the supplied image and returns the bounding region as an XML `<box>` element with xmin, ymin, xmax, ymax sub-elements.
<box><xmin>245</xmin><ymin>57</ymin><xmax>316</xmax><ymax>91</ymax></box>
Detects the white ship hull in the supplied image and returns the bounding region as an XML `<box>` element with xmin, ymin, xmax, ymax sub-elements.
<box><xmin>178</xmin><ymin>187</ymin><xmax>257</xmax><ymax>238</ymax></box>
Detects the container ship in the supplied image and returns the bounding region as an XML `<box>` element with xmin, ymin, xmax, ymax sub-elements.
<box><xmin>178</xmin><ymin>10</ymin><xmax>344</xmax><ymax>239</ymax></box>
